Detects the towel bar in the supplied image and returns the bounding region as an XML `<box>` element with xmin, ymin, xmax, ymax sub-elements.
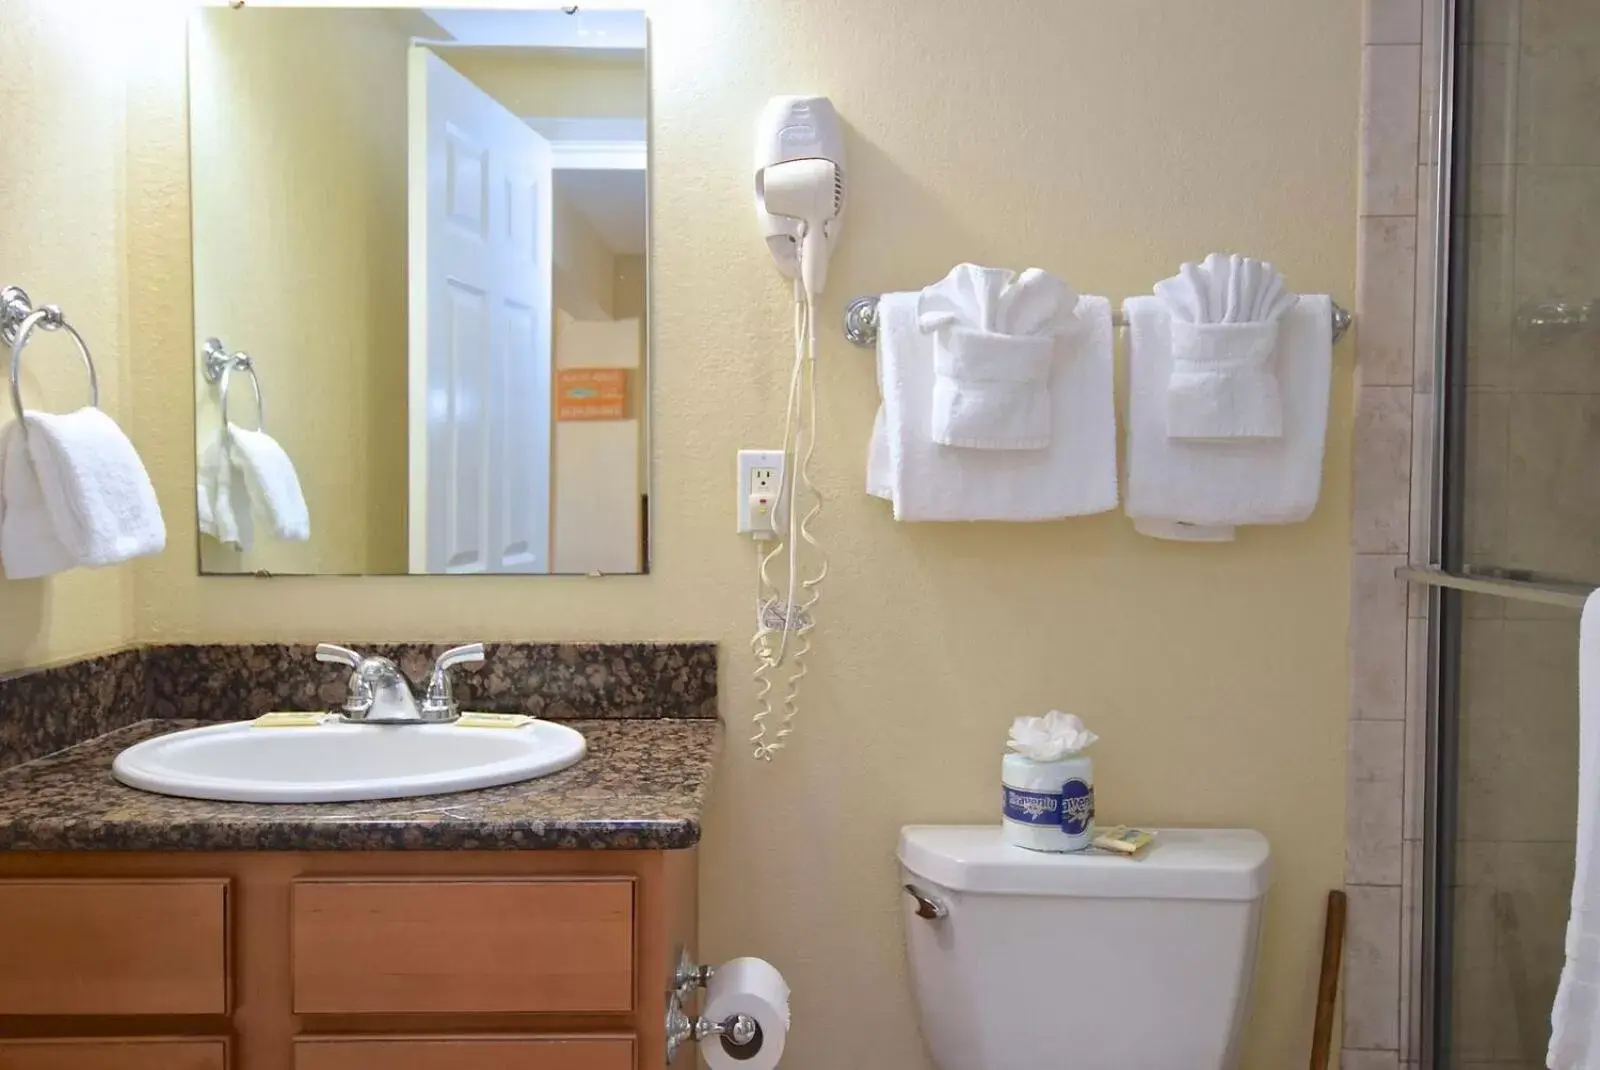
<box><xmin>842</xmin><ymin>294</ymin><xmax>1353</xmax><ymax>349</ymax></box>
<box><xmin>202</xmin><ymin>337</ymin><xmax>266</xmax><ymax>431</ymax></box>
<box><xmin>2</xmin><ymin>285</ymin><xmax>101</xmax><ymax>437</ymax></box>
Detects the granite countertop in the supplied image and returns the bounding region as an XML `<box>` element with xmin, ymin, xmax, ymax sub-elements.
<box><xmin>0</xmin><ymin>719</ymin><xmax>719</xmax><ymax>852</ymax></box>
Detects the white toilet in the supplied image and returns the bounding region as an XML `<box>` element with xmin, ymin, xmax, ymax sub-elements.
<box><xmin>899</xmin><ymin>825</ymin><xmax>1271</xmax><ymax>1070</ymax></box>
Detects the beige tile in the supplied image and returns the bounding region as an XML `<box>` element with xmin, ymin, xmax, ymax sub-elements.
<box><xmin>1505</xmin><ymin>394</ymin><xmax>1600</xmax><ymax>580</ymax></box>
<box><xmin>1457</xmin><ymin>614</ymin><xmax>1580</xmax><ymax>841</ymax></box>
<box><xmin>1464</xmin><ymin>215</ymin><xmax>1514</xmax><ymax>390</ymax></box>
<box><xmin>1519</xmin><ymin>42</ymin><xmax>1600</xmax><ymax>165</ymax></box>
<box><xmin>1345</xmin><ymin>885</ymin><xmax>1403</xmax><ymax>1051</ymax></box>
<box><xmin>1404</xmin><ymin>618</ymin><xmax>1427</xmax><ymax>840</ymax></box>
<box><xmin>1368</xmin><ymin>0</ymin><xmax>1423</xmax><ymax>43</ymax></box>
<box><xmin>1349</xmin><ymin>720</ymin><xmax>1406</xmax><ymax>885</ymax></box>
<box><xmin>1353</xmin><ymin>555</ymin><xmax>1411</xmax><ymax>720</ymax></box>
<box><xmin>1354</xmin><ymin>387</ymin><xmax>1414</xmax><ymax>554</ymax></box>
<box><xmin>1468</xmin><ymin>45</ymin><xmax>1521</xmax><ymax>166</ymax></box>
<box><xmin>1450</xmin><ymin>868</ymin><xmax>1505</xmax><ymax>1060</ymax></box>
<box><xmin>1343</xmin><ymin>1051</ymin><xmax>1400</xmax><ymax>1070</ymax></box>
<box><xmin>1471</xmin><ymin>0</ymin><xmax>1522</xmax><ymax>43</ymax></box>
<box><xmin>1359</xmin><ymin>217</ymin><xmax>1419</xmax><ymax>386</ymax></box>
<box><xmin>1467</xmin><ymin>164</ymin><xmax>1516</xmax><ymax>217</ymax></box>
<box><xmin>1514</xmin><ymin>166</ymin><xmax>1600</xmax><ymax>308</ymax></box>
<box><xmin>1399</xmin><ymin>840</ymin><xmax>1424</xmax><ymax>1060</ymax></box>
<box><xmin>1364</xmin><ymin>45</ymin><xmax>1424</xmax><ymax>215</ymax></box>
<box><xmin>1492</xmin><ymin>840</ymin><xmax>1574</xmax><ymax>1061</ymax></box>
<box><xmin>1511</xmin><ymin>316</ymin><xmax>1600</xmax><ymax>395</ymax></box>
<box><xmin>1422</xmin><ymin>0</ymin><xmax>1441</xmax><ymax>163</ymax></box>
<box><xmin>1523</xmin><ymin>0</ymin><xmax>1600</xmax><ymax>46</ymax></box>
<box><xmin>1463</xmin><ymin>391</ymin><xmax>1509</xmax><ymax>563</ymax></box>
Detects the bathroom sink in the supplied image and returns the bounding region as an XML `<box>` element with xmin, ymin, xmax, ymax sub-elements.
<box><xmin>111</xmin><ymin>719</ymin><xmax>587</xmax><ymax>804</ymax></box>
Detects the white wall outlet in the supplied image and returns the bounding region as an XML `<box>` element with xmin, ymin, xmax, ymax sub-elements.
<box><xmin>737</xmin><ymin>449</ymin><xmax>785</xmax><ymax>535</ymax></box>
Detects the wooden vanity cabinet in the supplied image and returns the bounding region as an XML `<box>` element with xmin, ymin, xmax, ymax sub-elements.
<box><xmin>0</xmin><ymin>851</ymin><xmax>696</xmax><ymax>1070</ymax></box>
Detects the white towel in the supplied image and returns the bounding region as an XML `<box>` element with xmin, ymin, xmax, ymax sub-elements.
<box><xmin>1549</xmin><ymin>589</ymin><xmax>1600</xmax><ymax>1069</ymax></box>
<box><xmin>1156</xmin><ymin>254</ymin><xmax>1297</xmax><ymax>440</ymax></box>
<box><xmin>198</xmin><ymin>434</ymin><xmax>253</xmax><ymax>551</ymax></box>
<box><xmin>918</xmin><ymin>265</ymin><xmax>1079</xmax><ymax>450</ymax></box>
<box><xmin>0</xmin><ymin>409</ymin><xmax>165</xmax><ymax>580</ymax></box>
<box><xmin>867</xmin><ymin>287</ymin><xmax>1117</xmax><ymax>522</ymax></box>
<box><xmin>1124</xmin><ymin>293</ymin><xmax>1332</xmax><ymax>531</ymax></box>
<box><xmin>222</xmin><ymin>424</ymin><xmax>309</xmax><ymax>543</ymax></box>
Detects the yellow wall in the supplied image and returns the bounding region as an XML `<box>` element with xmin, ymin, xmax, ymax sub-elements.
<box><xmin>190</xmin><ymin>10</ymin><xmax>410</xmax><ymax>575</ymax></box>
<box><xmin>442</xmin><ymin>50</ymin><xmax>647</xmax><ymax>120</ymax></box>
<box><xmin>14</xmin><ymin>1</ymin><xmax>1359</xmax><ymax>1066</ymax></box>
<box><xmin>0</xmin><ymin>0</ymin><xmax>137</xmax><ymax>669</ymax></box>
<box><xmin>553</xmin><ymin>185</ymin><xmax>618</xmax><ymax>319</ymax></box>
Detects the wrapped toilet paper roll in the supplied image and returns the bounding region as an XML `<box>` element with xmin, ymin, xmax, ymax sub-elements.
<box><xmin>702</xmin><ymin>957</ymin><xmax>790</xmax><ymax>1070</ymax></box>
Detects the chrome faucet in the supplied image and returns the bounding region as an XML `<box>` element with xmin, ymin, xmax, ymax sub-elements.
<box><xmin>315</xmin><ymin>643</ymin><xmax>485</xmax><ymax>724</ymax></box>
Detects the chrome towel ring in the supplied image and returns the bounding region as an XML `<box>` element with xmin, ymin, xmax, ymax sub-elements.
<box><xmin>2</xmin><ymin>286</ymin><xmax>100</xmax><ymax>439</ymax></box>
<box><xmin>201</xmin><ymin>337</ymin><xmax>266</xmax><ymax>431</ymax></box>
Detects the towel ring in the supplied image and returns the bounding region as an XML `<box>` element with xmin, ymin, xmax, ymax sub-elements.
<box><xmin>2</xmin><ymin>286</ymin><xmax>100</xmax><ymax>436</ymax></box>
<box><xmin>201</xmin><ymin>337</ymin><xmax>265</xmax><ymax>431</ymax></box>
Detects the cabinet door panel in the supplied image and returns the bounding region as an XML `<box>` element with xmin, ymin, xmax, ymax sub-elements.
<box><xmin>291</xmin><ymin>879</ymin><xmax>634</xmax><ymax>1014</ymax></box>
<box><xmin>294</xmin><ymin>1036</ymin><xmax>633</xmax><ymax>1070</ymax></box>
<box><xmin>0</xmin><ymin>1038</ymin><xmax>227</xmax><ymax>1070</ymax></box>
<box><xmin>0</xmin><ymin>880</ymin><xmax>229</xmax><ymax>1015</ymax></box>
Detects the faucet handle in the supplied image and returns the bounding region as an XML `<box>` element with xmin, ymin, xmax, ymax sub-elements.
<box><xmin>315</xmin><ymin>643</ymin><xmax>364</xmax><ymax>668</ymax></box>
<box><xmin>422</xmin><ymin>644</ymin><xmax>485</xmax><ymax>721</ymax></box>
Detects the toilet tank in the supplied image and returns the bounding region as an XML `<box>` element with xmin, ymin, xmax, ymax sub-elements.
<box><xmin>899</xmin><ymin>826</ymin><xmax>1271</xmax><ymax>1070</ymax></box>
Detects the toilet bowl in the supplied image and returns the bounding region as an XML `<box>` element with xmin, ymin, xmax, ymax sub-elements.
<box><xmin>899</xmin><ymin>825</ymin><xmax>1271</xmax><ymax>1070</ymax></box>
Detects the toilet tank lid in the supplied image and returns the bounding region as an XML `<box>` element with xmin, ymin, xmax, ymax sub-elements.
<box><xmin>899</xmin><ymin>826</ymin><xmax>1271</xmax><ymax>901</ymax></box>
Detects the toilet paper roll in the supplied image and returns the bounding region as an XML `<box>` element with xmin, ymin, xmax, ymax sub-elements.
<box><xmin>702</xmin><ymin>957</ymin><xmax>790</xmax><ymax>1070</ymax></box>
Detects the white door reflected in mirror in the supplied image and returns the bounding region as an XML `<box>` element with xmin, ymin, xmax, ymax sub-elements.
<box><xmin>188</xmin><ymin>8</ymin><xmax>650</xmax><ymax>577</ymax></box>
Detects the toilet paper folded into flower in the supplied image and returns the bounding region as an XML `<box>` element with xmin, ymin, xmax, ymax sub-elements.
<box><xmin>1002</xmin><ymin>711</ymin><xmax>1098</xmax><ymax>853</ymax></box>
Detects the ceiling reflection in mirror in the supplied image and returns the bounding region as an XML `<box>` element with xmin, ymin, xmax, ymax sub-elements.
<box><xmin>189</xmin><ymin>8</ymin><xmax>649</xmax><ymax>575</ymax></box>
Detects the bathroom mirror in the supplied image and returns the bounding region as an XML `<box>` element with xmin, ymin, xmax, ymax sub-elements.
<box><xmin>189</xmin><ymin>8</ymin><xmax>650</xmax><ymax>576</ymax></box>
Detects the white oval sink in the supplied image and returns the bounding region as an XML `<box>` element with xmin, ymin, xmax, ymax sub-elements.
<box><xmin>112</xmin><ymin>719</ymin><xmax>587</xmax><ymax>804</ymax></box>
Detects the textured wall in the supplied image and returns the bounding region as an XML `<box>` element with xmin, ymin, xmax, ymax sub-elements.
<box><xmin>115</xmin><ymin>2</ymin><xmax>1358</xmax><ymax>1067</ymax></box>
<box><xmin>0</xmin><ymin>0</ymin><xmax>137</xmax><ymax>670</ymax></box>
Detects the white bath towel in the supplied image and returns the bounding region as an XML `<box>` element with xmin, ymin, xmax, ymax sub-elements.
<box><xmin>1124</xmin><ymin>294</ymin><xmax>1332</xmax><ymax>532</ymax></box>
<box><xmin>0</xmin><ymin>409</ymin><xmax>165</xmax><ymax>580</ymax></box>
<box><xmin>918</xmin><ymin>265</ymin><xmax>1079</xmax><ymax>450</ymax></box>
<box><xmin>225</xmin><ymin>425</ymin><xmax>309</xmax><ymax>542</ymax></box>
<box><xmin>198</xmin><ymin>434</ymin><xmax>253</xmax><ymax>551</ymax></box>
<box><xmin>1549</xmin><ymin>589</ymin><xmax>1600</xmax><ymax>1069</ymax></box>
<box><xmin>867</xmin><ymin>287</ymin><xmax>1117</xmax><ymax>521</ymax></box>
<box><xmin>1156</xmin><ymin>254</ymin><xmax>1297</xmax><ymax>440</ymax></box>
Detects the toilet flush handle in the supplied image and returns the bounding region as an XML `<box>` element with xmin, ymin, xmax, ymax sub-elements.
<box><xmin>903</xmin><ymin>884</ymin><xmax>948</xmax><ymax>920</ymax></box>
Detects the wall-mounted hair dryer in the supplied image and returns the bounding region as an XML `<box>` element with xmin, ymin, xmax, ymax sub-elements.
<box><xmin>754</xmin><ymin>96</ymin><xmax>845</xmax><ymax>295</ymax></box>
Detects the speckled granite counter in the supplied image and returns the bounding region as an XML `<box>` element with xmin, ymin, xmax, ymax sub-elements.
<box><xmin>0</xmin><ymin>718</ymin><xmax>719</xmax><ymax>852</ymax></box>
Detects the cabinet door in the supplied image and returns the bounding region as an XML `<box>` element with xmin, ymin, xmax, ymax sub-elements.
<box><xmin>0</xmin><ymin>1039</ymin><xmax>227</xmax><ymax>1070</ymax></box>
<box><xmin>294</xmin><ymin>1036</ymin><xmax>633</xmax><ymax>1070</ymax></box>
<box><xmin>0</xmin><ymin>880</ymin><xmax>230</xmax><ymax>1015</ymax></box>
<box><xmin>291</xmin><ymin>879</ymin><xmax>633</xmax><ymax>1014</ymax></box>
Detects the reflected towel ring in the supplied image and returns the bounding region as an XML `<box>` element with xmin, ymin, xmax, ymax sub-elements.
<box><xmin>201</xmin><ymin>337</ymin><xmax>265</xmax><ymax>432</ymax></box>
<box><xmin>2</xmin><ymin>286</ymin><xmax>100</xmax><ymax>439</ymax></box>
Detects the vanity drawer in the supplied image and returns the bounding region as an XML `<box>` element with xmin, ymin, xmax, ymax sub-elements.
<box><xmin>295</xmin><ymin>1036</ymin><xmax>633</xmax><ymax>1070</ymax></box>
<box><xmin>291</xmin><ymin>879</ymin><xmax>635</xmax><ymax>1014</ymax></box>
<box><xmin>0</xmin><ymin>1038</ymin><xmax>228</xmax><ymax>1070</ymax></box>
<box><xmin>0</xmin><ymin>879</ymin><xmax>230</xmax><ymax>1016</ymax></box>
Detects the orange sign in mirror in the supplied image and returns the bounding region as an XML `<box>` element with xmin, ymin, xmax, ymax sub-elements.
<box><xmin>556</xmin><ymin>368</ymin><xmax>630</xmax><ymax>421</ymax></box>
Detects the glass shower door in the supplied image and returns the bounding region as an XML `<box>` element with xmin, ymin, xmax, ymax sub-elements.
<box><xmin>1434</xmin><ymin>0</ymin><xmax>1600</xmax><ymax>1064</ymax></box>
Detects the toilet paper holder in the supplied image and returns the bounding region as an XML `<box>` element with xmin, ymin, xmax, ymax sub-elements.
<box><xmin>665</xmin><ymin>950</ymin><xmax>762</xmax><ymax>1065</ymax></box>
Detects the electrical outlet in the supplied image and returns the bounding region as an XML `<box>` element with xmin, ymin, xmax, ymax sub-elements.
<box><xmin>737</xmin><ymin>449</ymin><xmax>785</xmax><ymax>535</ymax></box>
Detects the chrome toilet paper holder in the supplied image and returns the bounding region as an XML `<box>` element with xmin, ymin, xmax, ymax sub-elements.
<box><xmin>665</xmin><ymin>949</ymin><xmax>762</xmax><ymax>1065</ymax></box>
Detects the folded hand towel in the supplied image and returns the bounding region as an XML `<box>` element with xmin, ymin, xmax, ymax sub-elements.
<box><xmin>867</xmin><ymin>280</ymin><xmax>1117</xmax><ymax>521</ymax></box>
<box><xmin>1123</xmin><ymin>293</ymin><xmax>1332</xmax><ymax>531</ymax></box>
<box><xmin>1155</xmin><ymin>254</ymin><xmax>1297</xmax><ymax>440</ymax></box>
<box><xmin>1549</xmin><ymin>589</ymin><xmax>1600</xmax><ymax>1069</ymax></box>
<box><xmin>918</xmin><ymin>265</ymin><xmax>1079</xmax><ymax>450</ymax></box>
<box><xmin>198</xmin><ymin>435</ymin><xmax>253</xmax><ymax>551</ymax></box>
<box><xmin>0</xmin><ymin>409</ymin><xmax>165</xmax><ymax>579</ymax></box>
<box><xmin>223</xmin><ymin>424</ymin><xmax>309</xmax><ymax>543</ymax></box>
